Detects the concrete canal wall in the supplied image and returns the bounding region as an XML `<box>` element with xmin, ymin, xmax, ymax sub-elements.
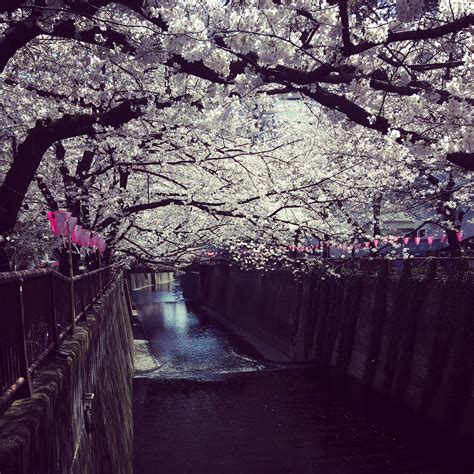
<box><xmin>0</xmin><ymin>277</ymin><xmax>134</xmax><ymax>474</ymax></box>
<box><xmin>128</xmin><ymin>272</ymin><xmax>174</xmax><ymax>291</ymax></box>
<box><xmin>187</xmin><ymin>265</ymin><xmax>474</xmax><ymax>439</ymax></box>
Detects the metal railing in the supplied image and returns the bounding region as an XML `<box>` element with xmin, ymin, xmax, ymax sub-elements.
<box><xmin>0</xmin><ymin>265</ymin><xmax>114</xmax><ymax>416</ymax></box>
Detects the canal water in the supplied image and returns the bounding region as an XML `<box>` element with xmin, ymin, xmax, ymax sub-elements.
<box><xmin>133</xmin><ymin>277</ymin><xmax>470</xmax><ymax>473</ymax></box>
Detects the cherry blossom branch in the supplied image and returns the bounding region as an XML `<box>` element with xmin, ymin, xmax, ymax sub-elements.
<box><xmin>0</xmin><ymin>97</ymin><xmax>147</xmax><ymax>233</ymax></box>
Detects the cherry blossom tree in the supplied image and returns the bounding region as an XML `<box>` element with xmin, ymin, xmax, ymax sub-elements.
<box><xmin>0</xmin><ymin>0</ymin><xmax>472</xmax><ymax>269</ymax></box>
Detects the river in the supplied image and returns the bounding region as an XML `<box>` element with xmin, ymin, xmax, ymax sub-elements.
<box><xmin>132</xmin><ymin>276</ymin><xmax>469</xmax><ymax>473</ymax></box>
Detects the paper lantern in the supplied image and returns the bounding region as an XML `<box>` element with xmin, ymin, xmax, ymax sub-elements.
<box><xmin>47</xmin><ymin>211</ymin><xmax>59</xmax><ymax>236</ymax></box>
<box><xmin>414</xmin><ymin>236</ymin><xmax>421</xmax><ymax>245</ymax></box>
<box><xmin>79</xmin><ymin>229</ymin><xmax>86</xmax><ymax>245</ymax></box>
<box><xmin>72</xmin><ymin>225</ymin><xmax>82</xmax><ymax>244</ymax></box>
<box><xmin>427</xmin><ymin>236</ymin><xmax>434</xmax><ymax>246</ymax></box>
<box><xmin>55</xmin><ymin>210</ymin><xmax>71</xmax><ymax>237</ymax></box>
<box><xmin>364</xmin><ymin>242</ymin><xmax>370</xmax><ymax>249</ymax></box>
<box><xmin>80</xmin><ymin>229</ymin><xmax>91</xmax><ymax>247</ymax></box>
<box><xmin>457</xmin><ymin>231</ymin><xmax>464</xmax><ymax>242</ymax></box>
<box><xmin>403</xmin><ymin>237</ymin><xmax>409</xmax><ymax>245</ymax></box>
<box><xmin>373</xmin><ymin>239</ymin><xmax>379</xmax><ymax>247</ymax></box>
<box><xmin>65</xmin><ymin>217</ymin><xmax>77</xmax><ymax>236</ymax></box>
<box><xmin>440</xmin><ymin>234</ymin><xmax>447</xmax><ymax>244</ymax></box>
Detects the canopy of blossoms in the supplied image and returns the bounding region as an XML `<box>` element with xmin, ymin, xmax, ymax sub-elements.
<box><xmin>0</xmin><ymin>0</ymin><xmax>472</xmax><ymax>270</ymax></box>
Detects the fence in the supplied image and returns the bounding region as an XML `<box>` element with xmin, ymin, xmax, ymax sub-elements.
<box><xmin>194</xmin><ymin>256</ymin><xmax>474</xmax><ymax>277</ymax></box>
<box><xmin>0</xmin><ymin>265</ymin><xmax>114</xmax><ymax>416</ymax></box>
<box><xmin>323</xmin><ymin>256</ymin><xmax>474</xmax><ymax>277</ymax></box>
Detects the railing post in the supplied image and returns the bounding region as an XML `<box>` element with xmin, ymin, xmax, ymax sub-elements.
<box><xmin>67</xmin><ymin>235</ymin><xmax>76</xmax><ymax>333</ymax></box>
<box><xmin>76</xmin><ymin>276</ymin><xmax>87</xmax><ymax>322</ymax></box>
<box><xmin>50</xmin><ymin>273</ymin><xmax>59</xmax><ymax>349</ymax></box>
<box><xmin>98</xmin><ymin>252</ymin><xmax>102</xmax><ymax>289</ymax></box>
<box><xmin>81</xmin><ymin>277</ymin><xmax>86</xmax><ymax>316</ymax></box>
<box><xmin>17</xmin><ymin>278</ymin><xmax>32</xmax><ymax>399</ymax></box>
<box><xmin>89</xmin><ymin>271</ymin><xmax>93</xmax><ymax>305</ymax></box>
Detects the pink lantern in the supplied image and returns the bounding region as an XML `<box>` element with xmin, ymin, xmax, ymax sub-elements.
<box><xmin>457</xmin><ymin>231</ymin><xmax>464</xmax><ymax>242</ymax></box>
<box><xmin>373</xmin><ymin>239</ymin><xmax>379</xmax><ymax>247</ymax></box>
<box><xmin>83</xmin><ymin>230</ymin><xmax>91</xmax><ymax>247</ymax></box>
<box><xmin>47</xmin><ymin>211</ymin><xmax>59</xmax><ymax>236</ymax></box>
<box><xmin>414</xmin><ymin>236</ymin><xmax>421</xmax><ymax>245</ymax></box>
<box><xmin>64</xmin><ymin>217</ymin><xmax>77</xmax><ymax>236</ymax></box>
<box><xmin>72</xmin><ymin>225</ymin><xmax>82</xmax><ymax>244</ymax></box>
<box><xmin>80</xmin><ymin>229</ymin><xmax>88</xmax><ymax>246</ymax></box>
<box><xmin>440</xmin><ymin>234</ymin><xmax>447</xmax><ymax>244</ymax></box>
<box><xmin>364</xmin><ymin>242</ymin><xmax>370</xmax><ymax>249</ymax></box>
<box><xmin>55</xmin><ymin>210</ymin><xmax>71</xmax><ymax>237</ymax></box>
<box><xmin>403</xmin><ymin>237</ymin><xmax>409</xmax><ymax>245</ymax></box>
<box><xmin>427</xmin><ymin>236</ymin><xmax>434</xmax><ymax>246</ymax></box>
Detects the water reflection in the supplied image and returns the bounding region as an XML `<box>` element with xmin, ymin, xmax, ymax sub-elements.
<box><xmin>132</xmin><ymin>277</ymin><xmax>263</xmax><ymax>376</ymax></box>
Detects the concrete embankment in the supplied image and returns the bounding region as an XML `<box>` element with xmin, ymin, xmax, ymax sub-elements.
<box><xmin>183</xmin><ymin>265</ymin><xmax>474</xmax><ymax>440</ymax></box>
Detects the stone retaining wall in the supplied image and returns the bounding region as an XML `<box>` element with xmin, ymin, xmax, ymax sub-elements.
<box><xmin>0</xmin><ymin>275</ymin><xmax>134</xmax><ymax>474</ymax></box>
<box><xmin>190</xmin><ymin>264</ymin><xmax>474</xmax><ymax>439</ymax></box>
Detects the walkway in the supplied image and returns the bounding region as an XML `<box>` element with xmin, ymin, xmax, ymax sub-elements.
<box><xmin>132</xmin><ymin>278</ymin><xmax>468</xmax><ymax>473</ymax></box>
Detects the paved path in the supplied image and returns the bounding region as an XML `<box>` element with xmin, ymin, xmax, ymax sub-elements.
<box><xmin>133</xmin><ymin>280</ymin><xmax>470</xmax><ymax>473</ymax></box>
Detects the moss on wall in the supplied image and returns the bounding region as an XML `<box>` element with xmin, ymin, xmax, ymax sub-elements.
<box><xmin>0</xmin><ymin>276</ymin><xmax>134</xmax><ymax>474</ymax></box>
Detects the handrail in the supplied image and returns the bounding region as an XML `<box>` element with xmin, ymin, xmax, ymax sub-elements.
<box><xmin>0</xmin><ymin>268</ymin><xmax>53</xmax><ymax>283</ymax></box>
<box><xmin>73</xmin><ymin>264</ymin><xmax>114</xmax><ymax>281</ymax></box>
<box><xmin>0</xmin><ymin>267</ymin><xmax>74</xmax><ymax>283</ymax></box>
<box><xmin>0</xmin><ymin>265</ymin><xmax>118</xmax><ymax>416</ymax></box>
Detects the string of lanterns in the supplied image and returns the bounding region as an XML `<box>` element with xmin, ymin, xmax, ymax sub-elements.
<box><xmin>47</xmin><ymin>210</ymin><xmax>106</xmax><ymax>253</ymax></box>
<box><xmin>202</xmin><ymin>231</ymin><xmax>466</xmax><ymax>258</ymax></box>
<box><xmin>287</xmin><ymin>232</ymin><xmax>464</xmax><ymax>253</ymax></box>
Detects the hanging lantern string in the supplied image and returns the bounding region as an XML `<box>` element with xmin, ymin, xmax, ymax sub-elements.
<box><xmin>47</xmin><ymin>210</ymin><xmax>106</xmax><ymax>253</ymax></box>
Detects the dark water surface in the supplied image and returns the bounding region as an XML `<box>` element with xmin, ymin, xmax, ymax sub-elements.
<box><xmin>133</xmin><ymin>279</ymin><xmax>471</xmax><ymax>473</ymax></box>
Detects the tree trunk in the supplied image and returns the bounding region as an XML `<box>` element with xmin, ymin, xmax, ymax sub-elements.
<box><xmin>372</xmin><ymin>193</ymin><xmax>382</xmax><ymax>237</ymax></box>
